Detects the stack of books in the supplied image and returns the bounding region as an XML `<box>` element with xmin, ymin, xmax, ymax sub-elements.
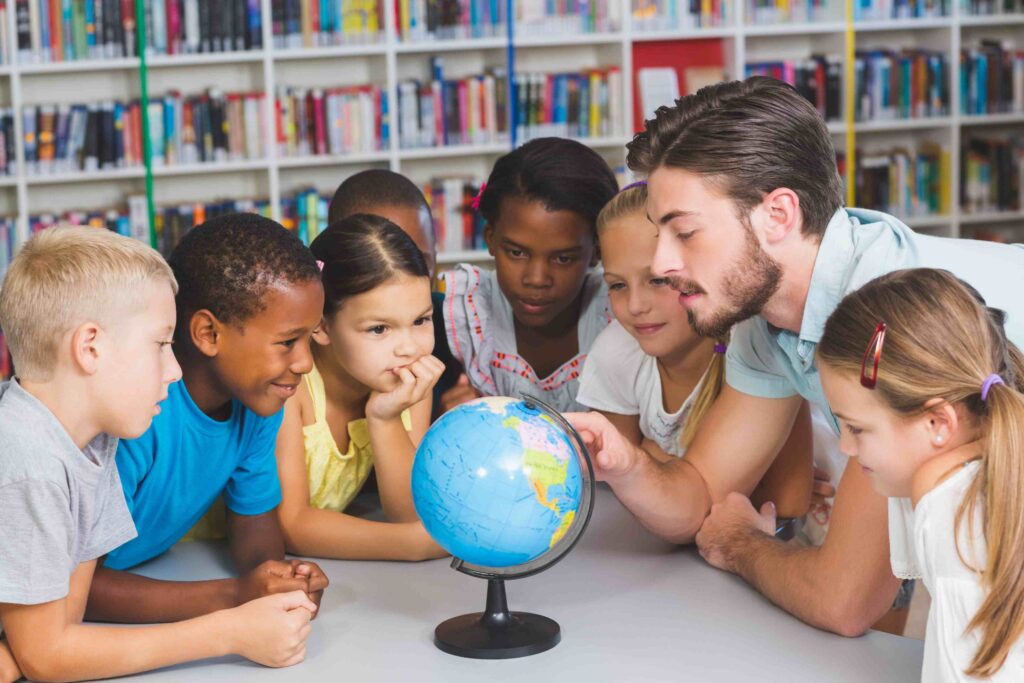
<box><xmin>396</xmin><ymin>0</ymin><xmax>505</xmax><ymax>42</ymax></box>
<box><xmin>961</xmin><ymin>134</ymin><xmax>1023</xmax><ymax>215</ymax></box>
<box><xmin>15</xmin><ymin>0</ymin><xmax>265</xmax><ymax>64</ymax></box>
<box><xmin>960</xmin><ymin>41</ymin><xmax>1024</xmax><ymax>116</ymax></box>
<box><xmin>856</xmin><ymin>142</ymin><xmax>950</xmax><ymax>218</ymax></box>
<box><xmin>276</xmin><ymin>85</ymin><xmax>389</xmax><ymax>158</ymax></box>
<box><xmin>746</xmin><ymin>56</ymin><xmax>842</xmax><ymax>121</ymax></box>
<box><xmin>853</xmin><ymin>49</ymin><xmax>949</xmax><ymax>121</ymax></box>
<box><xmin>22</xmin><ymin>89</ymin><xmax>266</xmax><ymax>176</ymax></box>
<box><xmin>272</xmin><ymin>0</ymin><xmax>382</xmax><ymax>48</ymax></box>
<box><xmin>398</xmin><ymin>58</ymin><xmax>508</xmax><ymax>148</ymax></box>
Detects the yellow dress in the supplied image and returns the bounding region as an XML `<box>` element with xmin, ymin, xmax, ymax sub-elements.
<box><xmin>303</xmin><ymin>363</ymin><xmax>412</xmax><ymax>512</ymax></box>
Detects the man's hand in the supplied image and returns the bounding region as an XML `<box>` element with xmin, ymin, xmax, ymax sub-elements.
<box><xmin>564</xmin><ymin>411</ymin><xmax>644</xmax><ymax>482</ymax></box>
<box><xmin>696</xmin><ymin>492</ymin><xmax>776</xmax><ymax>573</ymax></box>
<box><xmin>438</xmin><ymin>374</ymin><xmax>482</xmax><ymax>413</ymax></box>
<box><xmin>0</xmin><ymin>637</ymin><xmax>20</xmax><ymax>683</ymax></box>
<box><xmin>235</xmin><ymin>559</ymin><xmax>326</xmax><ymax>612</ymax></box>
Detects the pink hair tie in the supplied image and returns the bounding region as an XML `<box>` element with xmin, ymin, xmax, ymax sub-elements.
<box><xmin>470</xmin><ymin>183</ymin><xmax>487</xmax><ymax>211</ymax></box>
<box><xmin>981</xmin><ymin>374</ymin><xmax>1004</xmax><ymax>402</ymax></box>
<box><xmin>619</xmin><ymin>180</ymin><xmax>648</xmax><ymax>193</ymax></box>
<box><xmin>714</xmin><ymin>343</ymin><xmax>727</xmax><ymax>354</ymax></box>
<box><xmin>316</xmin><ymin>260</ymin><xmax>325</xmax><ymax>272</ymax></box>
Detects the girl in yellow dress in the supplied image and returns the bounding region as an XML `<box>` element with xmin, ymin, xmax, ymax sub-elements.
<box><xmin>275</xmin><ymin>214</ymin><xmax>447</xmax><ymax>561</ymax></box>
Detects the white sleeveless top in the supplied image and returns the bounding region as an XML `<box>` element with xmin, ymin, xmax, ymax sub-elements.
<box><xmin>440</xmin><ymin>264</ymin><xmax>611</xmax><ymax>413</ymax></box>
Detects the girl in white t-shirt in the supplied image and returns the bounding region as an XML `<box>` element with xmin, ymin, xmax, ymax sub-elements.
<box><xmin>818</xmin><ymin>268</ymin><xmax>1024</xmax><ymax>681</ymax></box>
<box><xmin>578</xmin><ymin>183</ymin><xmax>813</xmax><ymax>513</ymax></box>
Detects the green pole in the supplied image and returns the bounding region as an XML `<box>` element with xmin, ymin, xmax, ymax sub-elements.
<box><xmin>135</xmin><ymin>0</ymin><xmax>157</xmax><ymax>248</ymax></box>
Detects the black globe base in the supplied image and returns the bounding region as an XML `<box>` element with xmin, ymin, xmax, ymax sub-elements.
<box><xmin>433</xmin><ymin>579</ymin><xmax>560</xmax><ymax>659</ymax></box>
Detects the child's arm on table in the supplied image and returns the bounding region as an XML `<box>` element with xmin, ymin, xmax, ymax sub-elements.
<box><xmin>750</xmin><ymin>401</ymin><xmax>814</xmax><ymax>519</ymax></box>
<box><xmin>5</xmin><ymin>560</ymin><xmax>315</xmax><ymax>682</ymax></box>
<box><xmin>87</xmin><ymin>558</ymin><xmax>317</xmax><ymax>624</ymax></box>
<box><xmin>365</xmin><ymin>355</ymin><xmax>445</xmax><ymax>522</ymax></box>
<box><xmin>276</xmin><ymin>390</ymin><xmax>446</xmax><ymax>562</ymax></box>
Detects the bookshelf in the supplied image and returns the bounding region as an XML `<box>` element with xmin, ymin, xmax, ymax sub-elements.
<box><xmin>0</xmin><ymin>0</ymin><xmax>1021</xmax><ymax>267</ymax></box>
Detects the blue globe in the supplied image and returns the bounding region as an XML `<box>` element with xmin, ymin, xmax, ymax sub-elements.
<box><xmin>412</xmin><ymin>397</ymin><xmax>587</xmax><ymax>569</ymax></box>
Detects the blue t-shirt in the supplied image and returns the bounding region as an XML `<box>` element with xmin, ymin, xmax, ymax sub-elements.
<box><xmin>105</xmin><ymin>380</ymin><xmax>284</xmax><ymax>570</ymax></box>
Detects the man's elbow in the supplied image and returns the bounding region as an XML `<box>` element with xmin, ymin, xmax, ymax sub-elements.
<box><xmin>820</xmin><ymin>593</ymin><xmax>891</xmax><ymax>638</ymax></box>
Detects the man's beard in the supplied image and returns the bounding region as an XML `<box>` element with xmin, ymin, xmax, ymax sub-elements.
<box><xmin>680</xmin><ymin>224</ymin><xmax>783</xmax><ymax>339</ymax></box>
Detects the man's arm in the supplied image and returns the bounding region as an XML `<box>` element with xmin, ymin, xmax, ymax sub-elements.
<box><xmin>696</xmin><ymin>460</ymin><xmax>901</xmax><ymax>636</ymax></box>
<box><xmin>568</xmin><ymin>386</ymin><xmax>803</xmax><ymax>543</ymax></box>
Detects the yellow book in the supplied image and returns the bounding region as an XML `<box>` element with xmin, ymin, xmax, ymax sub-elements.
<box><xmin>589</xmin><ymin>72</ymin><xmax>600</xmax><ymax>138</ymax></box>
<box><xmin>399</xmin><ymin>0</ymin><xmax>410</xmax><ymax>37</ymax></box>
<box><xmin>366</xmin><ymin>0</ymin><xmax>379</xmax><ymax>34</ymax></box>
<box><xmin>301</xmin><ymin>0</ymin><xmax>313</xmax><ymax>47</ymax></box>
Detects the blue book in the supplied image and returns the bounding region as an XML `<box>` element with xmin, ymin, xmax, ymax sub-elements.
<box><xmin>977</xmin><ymin>54</ymin><xmax>988</xmax><ymax>115</ymax></box>
<box><xmin>84</xmin><ymin>0</ymin><xmax>97</xmax><ymax>55</ymax></box>
<box><xmin>380</xmin><ymin>90</ymin><xmax>390</xmax><ymax>148</ymax></box>
<box><xmin>39</xmin><ymin>0</ymin><xmax>51</xmax><ymax>62</ymax></box>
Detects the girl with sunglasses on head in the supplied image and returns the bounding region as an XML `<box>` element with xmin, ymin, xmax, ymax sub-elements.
<box><xmin>818</xmin><ymin>268</ymin><xmax>1024</xmax><ymax>681</ymax></box>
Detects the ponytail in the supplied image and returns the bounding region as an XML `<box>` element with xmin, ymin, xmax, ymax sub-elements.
<box><xmin>679</xmin><ymin>334</ymin><xmax>729</xmax><ymax>449</ymax></box>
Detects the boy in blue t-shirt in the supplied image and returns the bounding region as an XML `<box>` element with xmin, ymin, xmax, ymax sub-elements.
<box><xmin>86</xmin><ymin>214</ymin><xmax>330</xmax><ymax>623</ymax></box>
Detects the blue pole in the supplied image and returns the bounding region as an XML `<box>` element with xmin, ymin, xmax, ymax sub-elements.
<box><xmin>506</xmin><ymin>0</ymin><xmax>515</xmax><ymax>149</ymax></box>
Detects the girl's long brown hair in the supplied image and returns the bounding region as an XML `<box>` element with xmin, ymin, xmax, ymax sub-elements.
<box><xmin>596</xmin><ymin>185</ymin><xmax>727</xmax><ymax>450</ymax></box>
<box><xmin>817</xmin><ymin>268</ymin><xmax>1024</xmax><ymax>677</ymax></box>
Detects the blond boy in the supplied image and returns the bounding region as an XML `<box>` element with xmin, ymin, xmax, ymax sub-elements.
<box><xmin>0</xmin><ymin>227</ymin><xmax>315</xmax><ymax>682</ymax></box>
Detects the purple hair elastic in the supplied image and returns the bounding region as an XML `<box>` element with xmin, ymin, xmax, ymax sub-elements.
<box><xmin>981</xmin><ymin>374</ymin><xmax>1004</xmax><ymax>402</ymax></box>
<box><xmin>714</xmin><ymin>343</ymin><xmax>727</xmax><ymax>354</ymax></box>
<box><xmin>619</xmin><ymin>180</ymin><xmax>648</xmax><ymax>193</ymax></box>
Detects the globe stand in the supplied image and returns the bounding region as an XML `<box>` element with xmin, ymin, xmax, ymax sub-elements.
<box><xmin>434</xmin><ymin>578</ymin><xmax>560</xmax><ymax>659</ymax></box>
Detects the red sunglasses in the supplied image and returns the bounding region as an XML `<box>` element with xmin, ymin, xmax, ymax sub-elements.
<box><xmin>860</xmin><ymin>322</ymin><xmax>886</xmax><ymax>389</ymax></box>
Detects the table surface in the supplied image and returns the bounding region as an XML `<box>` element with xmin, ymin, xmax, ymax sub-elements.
<box><xmin>110</xmin><ymin>487</ymin><xmax>923</xmax><ymax>682</ymax></box>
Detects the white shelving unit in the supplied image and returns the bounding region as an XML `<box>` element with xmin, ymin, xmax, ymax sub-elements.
<box><xmin>1</xmin><ymin>0</ymin><xmax>1022</xmax><ymax>260</ymax></box>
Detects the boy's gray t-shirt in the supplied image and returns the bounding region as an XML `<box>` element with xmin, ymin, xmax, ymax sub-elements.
<box><xmin>0</xmin><ymin>380</ymin><xmax>136</xmax><ymax>604</ymax></box>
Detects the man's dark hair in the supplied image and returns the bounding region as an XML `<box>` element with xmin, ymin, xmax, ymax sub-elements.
<box><xmin>168</xmin><ymin>213</ymin><xmax>320</xmax><ymax>332</ymax></box>
<box><xmin>328</xmin><ymin>169</ymin><xmax>432</xmax><ymax>227</ymax></box>
<box><xmin>627</xmin><ymin>77</ymin><xmax>844</xmax><ymax>238</ymax></box>
<box><xmin>477</xmin><ymin>137</ymin><xmax>619</xmax><ymax>237</ymax></box>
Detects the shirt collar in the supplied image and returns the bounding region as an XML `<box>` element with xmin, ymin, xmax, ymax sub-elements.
<box><xmin>798</xmin><ymin>208</ymin><xmax>858</xmax><ymax>346</ymax></box>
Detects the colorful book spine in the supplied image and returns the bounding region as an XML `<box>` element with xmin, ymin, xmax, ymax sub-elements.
<box><xmin>275</xmin><ymin>84</ymin><xmax>389</xmax><ymax>158</ymax></box>
<box><xmin>960</xmin><ymin>42</ymin><xmax>1024</xmax><ymax>116</ymax></box>
<box><xmin>855</xmin><ymin>142</ymin><xmax>950</xmax><ymax>219</ymax></box>
<box><xmin>746</xmin><ymin>55</ymin><xmax>843</xmax><ymax>121</ymax></box>
<box><xmin>397</xmin><ymin>0</ymin><xmax>506</xmax><ymax>41</ymax></box>
<box><xmin>632</xmin><ymin>0</ymin><xmax>729</xmax><ymax>30</ymax></box>
<box><xmin>852</xmin><ymin>48</ymin><xmax>949</xmax><ymax>121</ymax></box>
<box><xmin>852</xmin><ymin>0</ymin><xmax>948</xmax><ymax>20</ymax></box>
<box><xmin>421</xmin><ymin>176</ymin><xmax>485</xmax><ymax>252</ymax></box>
<box><xmin>963</xmin><ymin>0</ymin><xmax>1023</xmax><ymax>14</ymax></box>
<box><xmin>961</xmin><ymin>133</ymin><xmax>1024</xmax><ymax>215</ymax></box>
<box><xmin>15</xmin><ymin>0</ymin><xmax>262</xmax><ymax>61</ymax></box>
<box><xmin>21</xmin><ymin>90</ymin><xmax>265</xmax><ymax>175</ymax></box>
<box><xmin>398</xmin><ymin>61</ymin><xmax>509</xmax><ymax>148</ymax></box>
<box><xmin>273</xmin><ymin>0</ymin><xmax>383</xmax><ymax>48</ymax></box>
<box><xmin>516</xmin><ymin>0</ymin><xmax>619</xmax><ymax>34</ymax></box>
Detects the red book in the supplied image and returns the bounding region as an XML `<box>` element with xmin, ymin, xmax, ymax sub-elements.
<box><xmin>457</xmin><ymin>80</ymin><xmax>468</xmax><ymax>144</ymax></box>
<box><xmin>50</xmin><ymin>0</ymin><xmax>62</xmax><ymax>61</ymax></box>
<box><xmin>310</xmin><ymin>0</ymin><xmax>320</xmax><ymax>44</ymax></box>
<box><xmin>543</xmin><ymin>74</ymin><xmax>554</xmax><ymax>125</ymax></box>
<box><xmin>167</xmin><ymin>0</ymin><xmax>180</xmax><ymax>54</ymax></box>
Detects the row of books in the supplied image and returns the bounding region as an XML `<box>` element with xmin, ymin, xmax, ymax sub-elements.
<box><xmin>515</xmin><ymin>68</ymin><xmax>624</xmax><ymax>143</ymax></box>
<box><xmin>746</xmin><ymin>55</ymin><xmax>842</xmax><ymax>121</ymax></box>
<box><xmin>962</xmin><ymin>0</ymin><xmax>1023</xmax><ymax>14</ymax></box>
<box><xmin>397</xmin><ymin>60</ymin><xmax>508</xmax><ymax>148</ymax></box>
<box><xmin>276</xmin><ymin>85</ymin><xmax>388</xmax><ymax>158</ymax></box>
<box><xmin>21</xmin><ymin>90</ymin><xmax>265</xmax><ymax>176</ymax></box>
<box><xmin>854</xmin><ymin>49</ymin><xmax>949</xmax><ymax>122</ymax></box>
<box><xmin>273</xmin><ymin>0</ymin><xmax>382</xmax><ymax>48</ymax></box>
<box><xmin>960</xmin><ymin>42</ymin><xmax>1024</xmax><ymax>116</ymax></box>
<box><xmin>396</xmin><ymin>0</ymin><xmax>505</xmax><ymax>42</ymax></box>
<box><xmin>516</xmin><ymin>0</ymin><xmax>620</xmax><ymax>34</ymax></box>
<box><xmin>632</xmin><ymin>0</ymin><xmax>728</xmax><ymax>31</ymax></box>
<box><xmin>962</xmin><ymin>134</ymin><xmax>1023</xmax><ymax>215</ymax></box>
<box><xmin>854</xmin><ymin>143</ymin><xmax>951</xmax><ymax>218</ymax></box>
<box><xmin>745</xmin><ymin>0</ymin><xmax>838</xmax><ymax>25</ymax></box>
<box><xmin>14</xmin><ymin>0</ymin><xmax>264</xmax><ymax>64</ymax></box>
<box><xmin>852</xmin><ymin>0</ymin><xmax>948</xmax><ymax>20</ymax></box>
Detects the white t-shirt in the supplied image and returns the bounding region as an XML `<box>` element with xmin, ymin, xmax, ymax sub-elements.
<box><xmin>576</xmin><ymin>321</ymin><xmax>706</xmax><ymax>457</ymax></box>
<box><xmin>913</xmin><ymin>460</ymin><xmax>1024</xmax><ymax>681</ymax></box>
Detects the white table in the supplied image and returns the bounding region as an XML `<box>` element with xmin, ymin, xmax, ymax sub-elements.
<box><xmin>112</xmin><ymin>487</ymin><xmax>923</xmax><ymax>681</ymax></box>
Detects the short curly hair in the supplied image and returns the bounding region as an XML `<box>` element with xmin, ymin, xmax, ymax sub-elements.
<box><xmin>168</xmin><ymin>213</ymin><xmax>319</xmax><ymax>331</ymax></box>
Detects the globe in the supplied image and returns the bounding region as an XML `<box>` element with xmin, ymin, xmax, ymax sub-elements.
<box><xmin>411</xmin><ymin>396</ymin><xmax>595</xmax><ymax>659</ymax></box>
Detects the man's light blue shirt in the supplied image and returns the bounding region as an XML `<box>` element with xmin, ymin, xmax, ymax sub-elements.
<box><xmin>724</xmin><ymin>207</ymin><xmax>1024</xmax><ymax>579</ymax></box>
<box><xmin>726</xmin><ymin>207</ymin><xmax>1024</xmax><ymax>417</ymax></box>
